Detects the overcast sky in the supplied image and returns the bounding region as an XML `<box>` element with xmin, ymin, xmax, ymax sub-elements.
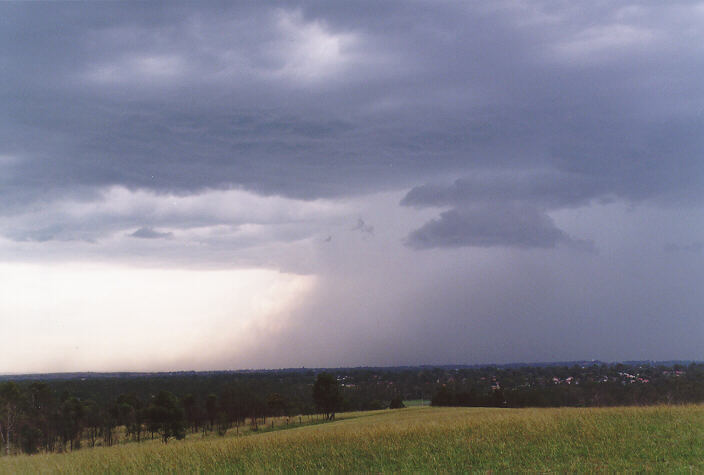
<box><xmin>1</xmin><ymin>1</ymin><xmax>703</xmax><ymax>373</ymax></box>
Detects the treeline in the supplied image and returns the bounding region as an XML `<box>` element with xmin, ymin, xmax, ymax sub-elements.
<box><xmin>0</xmin><ymin>382</ymin><xmax>262</xmax><ymax>455</ymax></box>
<box><xmin>0</xmin><ymin>371</ymin><xmax>349</xmax><ymax>456</ymax></box>
<box><xmin>0</xmin><ymin>373</ymin><xmax>337</xmax><ymax>455</ymax></box>
<box><xmin>431</xmin><ymin>363</ymin><xmax>704</xmax><ymax>408</ymax></box>
<box><xmin>1</xmin><ymin>362</ymin><xmax>703</xmax><ymax>456</ymax></box>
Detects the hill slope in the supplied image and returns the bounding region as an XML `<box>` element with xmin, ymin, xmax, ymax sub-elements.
<box><xmin>2</xmin><ymin>405</ymin><xmax>703</xmax><ymax>473</ymax></box>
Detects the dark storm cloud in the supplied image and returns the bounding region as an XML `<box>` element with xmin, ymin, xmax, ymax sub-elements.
<box><xmin>400</xmin><ymin>172</ymin><xmax>608</xmax><ymax>249</ymax></box>
<box><xmin>401</xmin><ymin>172</ymin><xmax>611</xmax><ymax>210</ymax></box>
<box><xmin>129</xmin><ymin>227</ymin><xmax>173</xmax><ymax>240</ymax></box>
<box><xmin>405</xmin><ymin>205</ymin><xmax>577</xmax><ymax>250</ymax></box>
<box><xmin>1</xmin><ymin>1</ymin><xmax>703</xmax><ymax>214</ymax></box>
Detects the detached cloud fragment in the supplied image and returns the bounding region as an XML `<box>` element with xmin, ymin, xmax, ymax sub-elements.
<box><xmin>404</xmin><ymin>204</ymin><xmax>585</xmax><ymax>250</ymax></box>
<box><xmin>129</xmin><ymin>227</ymin><xmax>174</xmax><ymax>240</ymax></box>
<box><xmin>402</xmin><ymin>172</ymin><xmax>598</xmax><ymax>251</ymax></box>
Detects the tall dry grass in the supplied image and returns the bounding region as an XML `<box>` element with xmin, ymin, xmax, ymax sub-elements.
<box><xmin>1</xmin><ymin>405</ymin><xmax>702</xmax><ymax>473</ymax></box>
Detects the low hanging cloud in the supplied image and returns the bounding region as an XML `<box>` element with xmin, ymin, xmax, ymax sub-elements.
<box><xmin>401</xmin><ymin>171</ymin><xmax>600</xmax><ymax>250</ymax></box>
<box><xmin>404</xmin><ymin>204</ymin><xmax>583</xmax><ymax>250</ymax></box>
<box><xmin>0</xmin><ymin>186</ymin><xmax>352</xmax><ymax>269</ymax></box>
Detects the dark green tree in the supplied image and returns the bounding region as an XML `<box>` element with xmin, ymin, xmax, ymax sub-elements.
<box><xmin>205</xmin><ymin>393</ymin><xmax>218</xmax><ymax>431</ymax></box>
<box><xmin>82</xmin><ymin>400</ymin><xmax>101</xmax><ymax>447</ymax></box>
<box><xmin>60</xmin><ymin>397</ymin><xmax>84</xmax><ymax>451</ymax></box>
<box><xmin>431</xmin><ymin>386</ymin><xmax>453</xmax><ymax>406</ymax></box>
<box><xmin>0</xmin><ymin>382</ymin><xmax>21</xmax><ymax>455</ymax></box>
<box><xmin>389</xmin><ymin>395</ymin><xmax>405</xmax><ymax>409</ymax></box>
<box><xmin>312</xmin><ymin>373</ymin><xmax>342</xmax><ymax>420</ymax></box>
<box><xmin>181</xmin><ymin>394</ymin><xmax>199</xmax><ymax>433</ymax></box>
<box><xmin>267</xmin><ymin>393</ymin><xmax>288</xmax><ymax>418</ymax></box>
<box><xmin>146</xmin><ymin>391</ymin><xmax>185</xmax><ymax>443</ymax></box>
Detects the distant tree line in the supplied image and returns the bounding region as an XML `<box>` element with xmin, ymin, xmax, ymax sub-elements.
<box><xmin>0</xmin><ymin>363</ymin><xmax>702</xmax><ymax>456</ymax></box>
<box><xmin>430</xmin><ymin>363</ymin><xmax>704</xmax><ymax>408</ymax></box>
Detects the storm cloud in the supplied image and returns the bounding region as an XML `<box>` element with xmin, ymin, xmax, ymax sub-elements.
<box><xmin>401</xmin><ymin>172</ymin><xmax>604</xmax><ymax>249</ymax></box>
<box><xmin>3</xmin><ymin>2</ymin><xmax>703</xmax><ymax>208</ymax></box>
<box><xmin>405</xmin><ymin>205</ymin><xmax>580</xmax><ymax>250</ymax></box>
<box><xmin>1</xmin><ymin>1</ymin><xmax>703</xmax><ymax>372</ymax></box>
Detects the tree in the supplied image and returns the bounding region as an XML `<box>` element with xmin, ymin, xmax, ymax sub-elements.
<box><xmin>0</xmin><ymin>382</ymin><xmax>21</xmax><ymax>455</ymax></box>
<box><xmin>312</xmin><ymin>373</ymin><xmax>342</xmax><ymax>421</ymax></box>
<box><xmin>26</xmin><ymin>381</ymin><xmax>54</xmax><ymax>452</ymax></box>
<box><xmin>181</xmin><ymin>394</ymin><xmax>198</xmax><ymax>433</ymax></box>
<box><xmin>116</xmin><ymin>393</ymin><xmax>142</xmax><ymax>441</ymax></box>
<box><xmin>389</xmin><ymin>395</ymin><xmax>405</xmax><ymax>409</ymax></box>
<box><xmin>146</xmin><ymin>391</ymin><xmax>185</xmax><ymax>443</ymax></box>
<box><xmin>82</xmin><ymin>400</ymin><xmax>101</xmax><ymax>448</ymax></box>
<box><xmin>431</xmin><ymin>386</ymin><xmax>453</xmax><ymax>406</ymax></box>
<box><xmin>205</xmin><ymin>394</ymin><xmax>218</xmax><ymax>431</ymax></box>
<box><xmin>60</xmin><ymin>397</ymin><xmax>84</xmax><ymax>451</ymax></box>
<box><xmin>490</xmin><ymin>388</ymin><xmax>507</xmax><ymax>408</ymax></box>
<box><xmin>267</xmin><ymin>393</ymin><xmax>288</xmax><ymax>418</ymax></box>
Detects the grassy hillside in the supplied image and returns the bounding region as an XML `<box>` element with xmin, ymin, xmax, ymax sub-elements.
<box><xmin>2</xmin><ymin>405</ymin><xmax>703</xmax><ymax>473</ymax></box>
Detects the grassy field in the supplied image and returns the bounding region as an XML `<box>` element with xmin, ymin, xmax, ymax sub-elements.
<box><xmin>1</xmin><ymin>405</ymin><xmax>703</xmax><ymax>473</ymax></box>
<box><xmin>401</xmin><ymin>398</ymin><xmax>430</xmax><ymax>407</ymax></box>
